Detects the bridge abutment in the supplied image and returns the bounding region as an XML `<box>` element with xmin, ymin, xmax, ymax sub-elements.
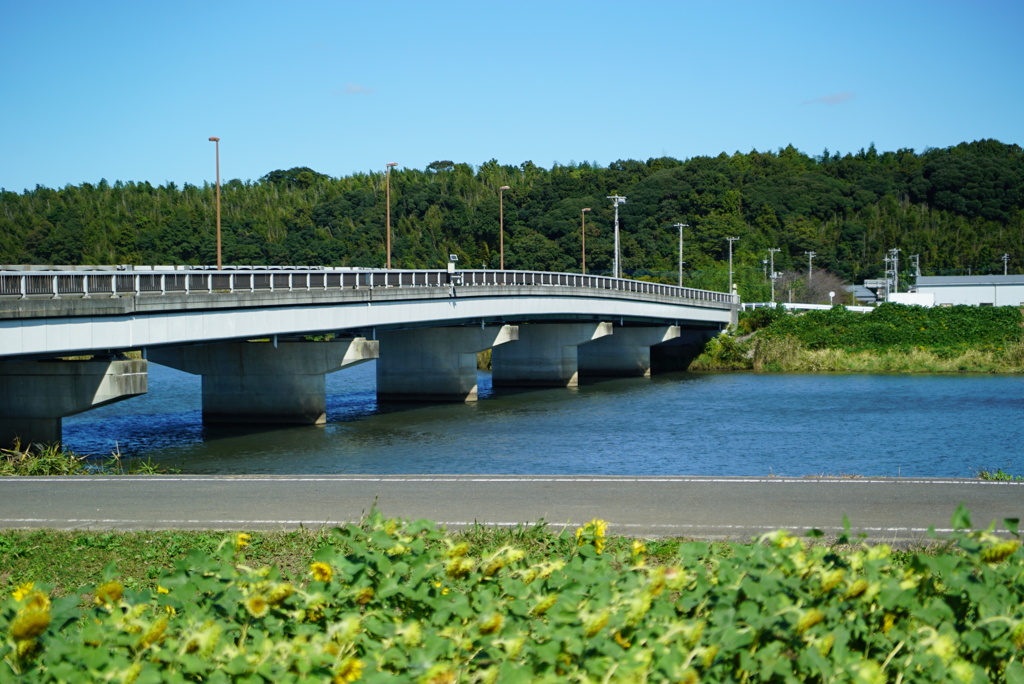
<box><xmin>149</xmin><ymin>338</ymin><xmax>378</xmax><ymax>425</ymax></box>
<box><xmin>577</xmin><ymin>325</ymin><xmax>682</xmax><ymax>377</ymax></box>
<box><xmin>0</xmin><ymin>358</ymin><xmax>148</xmax><ymax>447</ymax></box>
<box><xmin>377</xmin><ymin>325</ymin><xmax>518</xmax><ymax>402</ymax></box>
<box><xmin>491</xmin><ymin>322</ymin><xmax>613</xmax><ymax>387</ymax></box>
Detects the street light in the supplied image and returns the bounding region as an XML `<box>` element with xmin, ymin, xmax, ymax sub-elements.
<box><xmin>581</xmin><ymin>208</ymin><xmax>592</xmax><ymax>274</ymax></box>
<box><xmin>208</xmin><ymin>137</ymin><xmax>221</xmax><ymax>270</ymax></box>
<box><xmin>499</xmin><ymin>186</ymin><xmax>511</xmax><ymax>269</ymax></box>
<box><xmin>673</xmin><ymin>223</ymin><xmax>688</xmax><ymax>286</ymax></box>
<box><xmin>608</xmin><ymin>195</ymin><xmax>626</xmax><ymax>278</ymax></box>
<box><xmin>726</xmin><ymin>236</ymin><xmax>739</xmax><ymax>293</ymax></box>
<box><xmin>768</xmin><ymin>248</ymin><xmax>780</xmax><ymax>304</ymax></box>
<box><xmin>385</xmin><ymin>163</ymin><xmax>398</xmax><ymax>269</ymax></box>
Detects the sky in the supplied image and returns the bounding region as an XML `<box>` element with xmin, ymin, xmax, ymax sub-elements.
<box><xmin>2</xmin><ymin>0</ymin><xmax>1022</xmax><ymax>193</ymax></box>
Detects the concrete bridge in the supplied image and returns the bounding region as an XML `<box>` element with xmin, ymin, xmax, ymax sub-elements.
<box><xmin>0</xmin><ymin>265</ymin><xmax>738</xmax><ymax>446</ymax></box>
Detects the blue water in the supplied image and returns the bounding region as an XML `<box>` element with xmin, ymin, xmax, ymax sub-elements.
<box><xmin>62</xmin><ymin>363</ymin><xmax>1024</xmax><ymax>478</ymax></box>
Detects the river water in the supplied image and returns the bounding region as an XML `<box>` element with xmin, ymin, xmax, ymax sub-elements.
<box><xmin>62</xmin><ymin>363</ymin><xmax>1023</xmax><ymax>478</ymax></box>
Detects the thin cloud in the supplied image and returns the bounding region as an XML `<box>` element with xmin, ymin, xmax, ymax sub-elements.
<box><xmin>334</xmin><ymin>83</ymin><xmax>375</xmax><ymax>96</ymax></box>
<box><xmin>804</xmin><ymin>91</ymin><xmax>856</xmax><ymax>106</ymax></box>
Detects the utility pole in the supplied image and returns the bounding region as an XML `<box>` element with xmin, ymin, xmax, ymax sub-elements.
<box><xmin>1003</xmin><ymin>253</ymin><xmax>1011</xmax><ymax>275</ymax></box>
<box><xmin>673</xmin><ymin>223</ymin><xmax>688</xmax><ymax>286</ymax></box>
<box><xmin>887</xmin><ymin>248</ymin><xmax>901</xmax><ymax>293</ymax></box>
<box><xmin>608</xmin><ymin>195</ymin><xmax>627</xmax><ymax>279</ymax></box>
<box><xmin>804</xmin><ymin>251</ymin><xmax>816</xmax><ymax>283</ymax></box>
<box><xmin>768</xmin><ymin>248</ymin><xmax>780</xmax><ymax>304</ymax></box>
<box><xmin>911</xmin><ymin>254</ymin><xmax>921</xmax><ymax>278</ymax></box>
<box><xmin>726</xmin><ymin>237</ymin><xmax>739</xmax><ymax>293</ymax></box>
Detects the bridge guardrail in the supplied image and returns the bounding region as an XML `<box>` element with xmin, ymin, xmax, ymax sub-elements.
<box><xmin>0</xmin><ymin>268</ymin><xmax>738</xmax><ymax>306</ymax></box>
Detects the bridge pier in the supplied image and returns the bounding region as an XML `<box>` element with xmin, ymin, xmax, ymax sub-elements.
<box><xmin>650</xmin><ymin>328</ymin><xmax>722</xmax><ymax>372</ymax></box>
<box><xmin>377</xmin><ymin>325</ymin><xmax>518</xmax><ymax>402</ymax></box>
<box><xmin>577</xmin><ymin>325</ymin><xmax>681</xmax><ymax>377</ymax></box>
<box><xmin>149</xmin><ymin>338</ymin><xmax>378</xmax><ymax>425</ymax></box>
<box><xmin>0</xmin><ymin>357</ymin><xmax>148</xmax><ymax>447</ymax></box>
<box><xmin>491</xmin><ymin>322</ymin><xmax>613</xmax><ymax>387</ymax></box>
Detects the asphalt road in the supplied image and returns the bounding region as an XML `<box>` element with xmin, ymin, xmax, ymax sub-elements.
<box><xmin>0</xmin><ymin>475</ymin><xmax>1021</xmax><ymax>543</ymax></box>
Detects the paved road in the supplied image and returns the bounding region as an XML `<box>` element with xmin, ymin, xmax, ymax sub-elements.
<box><xmin>1</xmin><ymin>475</ymin><xmax>1020</xmax><ymax>543</ymax></box>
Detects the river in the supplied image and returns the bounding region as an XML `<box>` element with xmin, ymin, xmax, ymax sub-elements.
<box><xmin>62</xmin><ymin>363</ymin><xmax>1023</xmax><ymax>478</ymax></box>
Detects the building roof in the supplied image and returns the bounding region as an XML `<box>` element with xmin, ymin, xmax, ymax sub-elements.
<box><xmin>916</xmin><ymin>275</ymin><xmax>1024</xmax><ymax>286</ymax></box>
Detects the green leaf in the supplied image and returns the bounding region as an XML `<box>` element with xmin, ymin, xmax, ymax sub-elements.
<box><xmin>952</xmin><ymin>503</ymin><xmax>972</xmax><ymax>530</ymax></box>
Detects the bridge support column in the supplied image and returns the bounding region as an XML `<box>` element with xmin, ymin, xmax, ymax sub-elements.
<box><xmin>577</xmin><ymin>325</ymin><xmax>681</xmax><ymax>377</ymax></box>
<box><xmin>149</xmin><ymin>338</ymin><xmax>378</xmax><ymax>425</ymax></box>
<box><xmin>491</xmin><ymin>322</ymin><xmax>613</xmax><ymax>387</ymax></box>
<box><xmin>0</xmin><ymin>358</ymin><xmax>148</xmax><ymax>447</ymax></box>
<box><xmin>377</xmin><ymin>325</ymin><xmax>518</xmax><ymax>402</ymax></box>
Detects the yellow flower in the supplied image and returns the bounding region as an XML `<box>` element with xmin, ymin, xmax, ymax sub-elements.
<box><xmin>12</xmin><ymin>582</ymin><xmax>34</xmax><ymax>602</ymax></box>
<box><xmin>795</xmin><ymin>608</ymin><xmax>825</xmax><ymax>634</ymax></box>
<box><xmin>334</xmin><ymin>657</ymin><xmax>365</xmax><ymax>683</ymax></box>
<box><xmin>582</xmin><ymin>609</ymin><xmax>610</xmax><ymax>638</ymax></box>
<box><xmin>311</xmin><ymin>562</ymin><xmax>334</xmax><ymax>583</ymax></box>
<box><xmin>235</xmin><ymin>532</ymin><xmax>251</xmax><ymax>548</ymax></box>
<box><xmin>156</xmin><ymin>585</ymin><xmax>170</xmax><ymax>595</ymax></box>
<box><xmin>10</xmin><ymin>608</ymin><xmax>51</xmax><ymax>641</ymax></box>
<box><xmin>138</xmin><ymin>616</ymin><xmax>168</xmax><ymax>649</ymax></box>
<box><xmin>25</xmin><ymin>591</ymin><xmax>50</xmax><ymax>613</ymax></box>
<box><xmin>575</xmin><ymin>518</ymin><xmax>609</xmax><ymax>554</ymax></box>
<box><xmin>268</xmin><ymin>583</ymin><xmax>295</xmax><ymax>605</ymax></box>
<box><xmin>981</xmin><ymin>540</ymin><xmax>1020</xmax><ymax>564</ymax></box>
<box><xmin>354</xmin><ymin>586</ymin><xmax>374</xmax><ymax>605</ymax></box>
<box><xmin>95</xmin><ymin>581</ymin><xmax>124</xmax><ymax>606</ymax></box>
<box><xmin>531</xmin><ymin>593</ymin><xmax>559</xmax><ymax>616</ymax></box>
<box><xmin>478</xmin><ymin>613</ymin><xmax>504</xmax><ymax>635</ymax></box>
<box><xmin>245</xmin><ymin>594</ymin><xmax>269</xmax><ymax>618</ymax></box>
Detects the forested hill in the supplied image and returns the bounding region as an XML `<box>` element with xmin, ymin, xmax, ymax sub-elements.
<box><xmin>1</xmin><ymin>139</ymin><xmax>1021</xmax><ymax>301</ymax></box>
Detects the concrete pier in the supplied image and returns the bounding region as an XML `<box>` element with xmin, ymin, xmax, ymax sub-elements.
<box><xmin>491</xmin><ymin>322</ymin><xmax>613</xmax><ymax>387</ymax></box>
<box><xmin>149</xmin><ymin>337</ymin><xmax>378</xmax><ymax>425</ymax></box>
<box><xmin>377</xmin><ymin>325</ymin><xmax>518</xmax><ymax>402</ymax></box>
<box><xmin>577</xmin><ymin>325</ymin><xmax>681</xmax><ymax>377</ymax></box>
<box><xmin>0</xmin><ymin>357</ymin><xmax>148</xmax><ymax>447</ymax></box>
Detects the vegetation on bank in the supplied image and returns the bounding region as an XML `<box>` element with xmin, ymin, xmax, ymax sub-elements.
<box><xmin>2</xmin><ymin>140</ymin><xmax>1023</xmax><ymax>304</ymax></box>
<box><xmin>2</xmin><ymin>509</ymin><xmax>1022</xmax><ymax>681</ymax></box>
<box><xmin>0</xmin><ymin>442</ymin><xmax>174</xmax><ymax>477</ymax></box>
<box><xmin>691</xmin><ymin>303</ymin><xmax>1024</xmax><ymax>373</ymax></box>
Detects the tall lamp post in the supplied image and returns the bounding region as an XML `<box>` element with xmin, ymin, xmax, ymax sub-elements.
<box><xmin>768</xmin><ymin>247</ymin><xmax>780</xmax><ymax>303</ymax></box>
<box><xmin>499</xmin><ymin>185</ymin><xmax>511</xmax><ymax>269</ymax></box>
<box><xmin>673</xmin><ymin>223</ymin><xmax>688</xmax><ymax>286</ymax></box>
<box><xmin>607</xmin><ymin>195</ymin><xmax>627</xmax><ymax>278</ymax></box>
<box><xmin>208</xmin><ymin>137</ymin><xmax>222</xmax><ymax>270</ymax></box>
<box><xmin>581</xmin><ymin>207</ymin><xmax>592</xmax><ymax>274</ymax></box>
<box><xmin>726</xmin><ymin>236</ymin><xmax>739</xmax><ymax>293</ymax></box>
<box><xmin>385</xmin><ymin>163</ymin><xmax>398</xmax><ymax>269</ymax></box>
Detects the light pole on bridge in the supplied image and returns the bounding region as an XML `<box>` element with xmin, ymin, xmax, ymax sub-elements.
<box><xmin>386</xmin><ymin>162</ymin><xmax>398</xmax><ymax>269</ymax></box>
<box><xmin>673</xmin><ymin>223</ymin><xmax>688</xmax><ymax>286</ymax></box>
<box><xmin>581</xmin><ymin>207</ymin><xmax>592</xmax><ymax>274</ymax></box>
<box><xmin>499</xmin><ymin>185</ymin><xmax>511</xmax><ymax>270</ymax></box>
<box><xmin>208</xmin><ymin>137</ymin><xmax>222</xmax><ymax>270</ymax></box>
<box><xmin>608</xmin><ymin>195</ymin><xmax>627</xmax><ymax>279</ymax></box>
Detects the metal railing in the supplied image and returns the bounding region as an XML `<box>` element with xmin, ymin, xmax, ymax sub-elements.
<box><xmin>0</xmin><ymin>267</ymin><xmax>738</xmax><ymax>306</ymax></box>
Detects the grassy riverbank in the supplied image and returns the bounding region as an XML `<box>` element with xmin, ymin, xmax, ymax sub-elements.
<box><xmin>0</xmin><ymin>442</ymin><xmax>172</xmax><ymax>477</ymax></box>
<box><xmin>2</xmin><ymin>510</ymin><xmax>1022</xmax><ymax>681</ymax></box>
<box><xmin>691</xmin><ymin>303</ymin><xmax>1024</xmax><ymax>373</ymax></box>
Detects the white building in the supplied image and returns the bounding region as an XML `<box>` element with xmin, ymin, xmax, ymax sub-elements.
<box><xmin>914</xmin><ymin>275</ymin><xmax>1024</xmax><ymax>307</ymax></box>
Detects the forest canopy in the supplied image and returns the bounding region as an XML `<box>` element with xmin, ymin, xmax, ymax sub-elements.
<box><xmin>1</xmin><ymin>140</ymin><xmax>1021</xmax><ymax>302</ymax></box>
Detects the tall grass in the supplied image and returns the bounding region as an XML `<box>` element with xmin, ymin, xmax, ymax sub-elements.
<box><xmin>0</xmin><ymin>441</ymin><xmax>174</xmax><ymax>477</ymax></box>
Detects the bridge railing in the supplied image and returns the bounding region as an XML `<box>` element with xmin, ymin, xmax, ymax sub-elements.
<box><xmin>0</xmin><ymin>267</ymin><xmax>738</xmax><ymax>306</ymax></box>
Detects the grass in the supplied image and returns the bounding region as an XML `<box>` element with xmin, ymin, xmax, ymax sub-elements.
<box><xmin>692</xmin><ymin>333</ymin><xmax>1024</xmax><ymax>373</ymax></box>
<box><xmin>0</xmin><ymin>441</ymin><xmax>176</xmax><ymax>477</ymax></box>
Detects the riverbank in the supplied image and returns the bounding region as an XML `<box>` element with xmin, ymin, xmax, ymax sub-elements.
<box><xmin>691</xmin><ymin>303</ymin><xmax>1024</xmax><ymax>373</ymax></box>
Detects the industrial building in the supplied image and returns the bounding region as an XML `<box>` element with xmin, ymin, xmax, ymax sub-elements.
<box><xmin>913</xmin><ymin>275</ymin><xmax>1024</xmax><ymax>307</ymax></box>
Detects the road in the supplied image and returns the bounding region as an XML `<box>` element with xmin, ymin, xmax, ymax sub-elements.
<box><xmin>0</xmin><ymin>475</ymin><xmax>1020</xmax><ymax>543</ymax></box>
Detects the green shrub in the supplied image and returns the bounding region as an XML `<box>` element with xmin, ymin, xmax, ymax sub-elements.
<box><xmin>3</xmin><ymin>510</ymin><xmax>1023</xmax><ymax>682</ymax></box>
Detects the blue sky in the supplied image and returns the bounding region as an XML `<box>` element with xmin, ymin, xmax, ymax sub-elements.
<box><xmin>2</xmin><ymin>0</ymin><xmax>1021</xmax><ymax>193</ymax></box>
